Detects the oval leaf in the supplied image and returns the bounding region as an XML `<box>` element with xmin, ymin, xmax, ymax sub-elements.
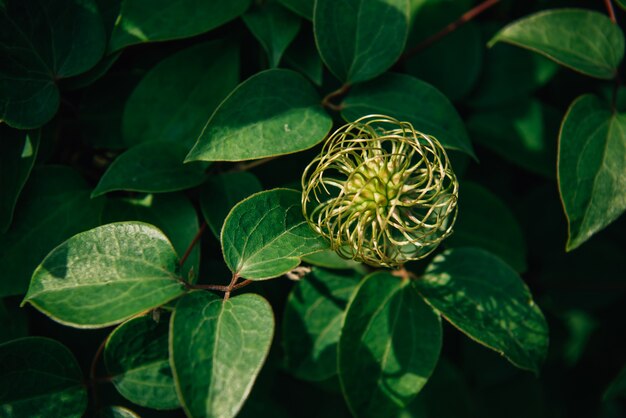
<box><xmin>186</xmin><ymin>69</ymin><xmax>332</xmax><ymax>162</ymax></box>
<box><xmin>92</xmin><ymin>142</ymin><xmax>208</xmax><ymax>197</ymax></box>
<box><xmin>243</xmin><ymin>3</ymin><xmax>301</xmax><ymax>68</ymax></box>
<box><xmin>221</xmin><ymin>189</ymin><xmax>329</xmax><ymax>280</ymax></box>
<box><xmin>96</xmin><ymin>406</ymin><xmax>141</xmax><ymax>418</ymax></box>
<box><xmin>103</xmin><ymin>193</ymin><xmax>201</xmax><ymax>282</ymax></box>
<box><xmin>0</xmin><ymin>0</ymin><xmax>105</xmax><ymax>128</ymax></box>
<box><xmin>341</xmin><ymin>73</ymin><xmax>475</xmax><ymax>158</ymax></box>
<box><xmin>0</xmin><ymin>337</ymin><xmax>87</xmax><ymax>417</ymax></box>
<box><xmin>23</xmin><ymin>222</ymin><xmax>187</xmax><ymax>328</ymax></box>
<box><xmin>0</xmin><ymin>126</ymin><xmax>39</xmax><ymax>232</ymax></box>
<box><xmin>405</xmin><ymin>4</ymin><xmax>482</xmax><ymax>101</ymax></box>
<box><xmin>489</xmin><ymin>9</ymin><xmax>625</xmax><ymax>79</ymax></box>
<box><xmin>314</xmin><ymin>0</ymin><xmax>410</xmax><ymax>83</ymax></box>
<box><xmin>467</xmin><ymin>100</ymin><xmax>560</xmax><ymax>178</ymax></box>
<box><xmin>123</xmin><ymin>40</ymin><xmax>239</xmax><ymax>148</ymax></box>
<box><xmin>170</xmin><ymin>291</ymin><xmax>274</xmax><ymax>418</ymax></box>
<box><xmin>339</xmin><ymin>271</ymin><xmax>442</xmax><ymax>418</ymax></box>
<box><xmin>558</xmin><ymin>94</ymin><xmax>626</xmax><ymax>251</ymax></box>
<box><xmin>277</xmin><ymin>0</ymin><xmax>312</xmax><ymax>19</ymax></box>
<box><xmin>109</xmin><ymin>0</ymin><xmax>251</xmax><ymax>51</ymax></box>
<box><xmin>200</xmin><ymin>172</ymin><xmax>263</xmax><ymax>239</ymax></box>
<box><xmin>105</xmin><ymin>315</ymin><xmax>179</xmax><ymax>410</ymax></box>
<box><xmin>0</xmin><ymin>166</ymin><xmax>103</xmax><ymax>297</ymax></box>
<box><xmin>446</xmin><ymin>181</ymin><xmax>527</xmax><ymax>273</ymax></box>
<box><xmin>283</xmin><ymin>267</ymin><xmax>361</xmax><ymax>381</ymax></box>
<box><xmin>415</xmin><ymin>247</ymin><xmax>549</xmax><ymax>373</ymax></box>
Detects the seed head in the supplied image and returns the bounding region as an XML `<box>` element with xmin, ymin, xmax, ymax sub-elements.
<box><xmin>301</xmin><ymin>115</ymin><xmax>459</xmax><ymax>268</ymax></box>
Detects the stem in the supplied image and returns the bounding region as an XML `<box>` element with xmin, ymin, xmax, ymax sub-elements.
<box><xmin>322</xmin><ymin>84</ymin><xmax>351</xmax><ymax>111</ymax></box>
<box><xmin>402</xmin><ymin>0</ymin><xmax>500</xmax><ymax>60</ymax></box>
<box><xmin>224</xmin><ymin>274</ymin><xmax>240</xmax><ymax>301</ymax></box>
<box><xmin>605</xmin><ymin>0</ymin><xmax>617</xmax><ymax>24</ymax></box>
<box><xmin>180</xmin><ymin>222</ymin><xmax>206</xmax><ymax>268</ymax></box>
<box><xmin>88</xmin><ymin>336</ymin><xmax>108</xmax><ymax>410</ymax></box>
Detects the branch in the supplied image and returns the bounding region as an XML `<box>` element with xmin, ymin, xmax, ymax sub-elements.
<box><xmin>180</xmin><ymin>222</ymin><xmax>206</xmax><ymax>268</ymax></box>
<box><xmin>605</xmin><ymin>0</ymin><xmax>617</xmax><ymax>24</ymax></box>
<box><xmin>402</xmin><ymin>0</ymin><xmax>501</xmax><ymax>60</ymax></box>
<box><xmin>322</xmin><ymin>84</ymin><xmax>351</xmax><ymax>111</ymax></box>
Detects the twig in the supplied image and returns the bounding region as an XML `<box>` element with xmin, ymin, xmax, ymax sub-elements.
<box><xmin>605</xmin><ymin>0</ymin><xmax>617</xmax><ymax>24</ymax></box>
<box><xmin>402</xmin><ymin>0</ymin><xmax>501</xmax><ymax>60</ymax></box>
<box><xmin>224</xmin><ymin>274</ymin><xmax>240</xmax><ymax>301</ymax></box>
<box><xmin>322</xmin><ymin>84</ymin><xmax>351</xmax><ymax>111</ymax></box>
<box><xmin>180</xmin><ymin>222</ymin><xmax>206</xmax><ymax>268</ymax></box>
<box><xmin>392</xmin><ymin>266</ymin><xmax>418</xmax><ymax>281</ymax></box>
<box><xmin>88</xmin><ymin>336</ymin><xmax>108</xmax><ymax>410</ymax></box>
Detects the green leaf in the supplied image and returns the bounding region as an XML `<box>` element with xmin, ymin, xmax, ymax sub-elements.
<box><xmin>277</xmin><ymin>0</ymin><xmax>312</xmax><ymax>19</ymax></box>
<box><xmin>0</xmin><ymin>0</ymin><xmax>105</xmax><ymax>128</ymax></box>
<box><xmin>78</xmin><ymin>72</ymin><xmax>141</xmax><ymax>150</ymax></box>
<box><xmin>0</xmin><ymin>299</ymin><xmax>28</xmax><ymax>344</ymax></box>
<box><xmin>342</xmin><ymin>73</ymin><xmax>475</xmax><ymax>157</ymax></box>
<box><xmin>467</xmin><ymin>40</ymin><xmax>558</xmax><ymax>109</ymax></box>
<box><xmin>23</xmin><ymin>222</ymin><xmax>187</xmax><ymax>328</ymax></box>
<box><xmin>95</xmin><ymin>406</ymin><xmax>141</xmax><ymax>418</ymax></box>
<box><xmin>401</xmin><ymin>359</ymin><xmax>473</xmax><ymax>418</ymax></box>
<box><xmin>186</xmin><ymin>69</ymin><xmax>332</xmax><ymax>162</ymax></box>
<box><xmin>105</xmin><ymin>315</ymin><xmax>179</xmax><ymax>410</ymax></box>
<box><xmin>617</xmin><ymin>0</ymin><xmax>626</xmax><ymax>11</ymax></box>
<box><xmin>467</xmin><ymin>100</ymin><xmax>560</xmax><ymax>178</ymax></box>
<box><xmin>170</xmin><ymin>291</ymin><xmax>274</xmax><ymax>418</ymax></box>
<box><xmin>405</xmin><ymin>3</ymin><xmax>482</xmax><ymax>101</ymax></box>
<box><xmin>446</xmin><ymin>181</ymin><xmax>527</xmax><ymax>273</ymax></box>
<box><xmin>102</xmin><ymin>193</ymin><xmax>200</xmax><ymax>283</ymax></box>
<box><xmin>92</xmin><ymin>142</ymin><xmax>208</xmax><ymax>197</ymax></box>
<box><xmin>314</xmin><ymin>0</ymin><xmax>410</xmax><ymax>83</ymax></box>
<box><xmin>0</xmin><ymin>166</ymin><xmax>103</xmax><ymax>297</ymax></box>
<box><xmin>301</xmin><ymin>250</ymin><xmax>364</xmax><ymax>271</ymax></box>
<box><xmin>109</xmin><ymin>0</ymin><xmax>252</xmax><ymax>52</ymax></box>
<box><xmin>0</xmin><ymin>126</ymin><xmax>39</xmax><ymax>232</ymax></box>
<box><xmin>123</xmin><ymin>41</ymin><xmax>240</xmax><ymax>148</ymax></box>
<box><xmin>243</xmin><ymin>2</ymin><xmax>301</xmax><ymax>68</ymax></box>
<box><xmin>221</xmin><ymin>189</ymin><xmax>329</xmax><ymax>280</ymax></box>
<box><xmin>415</xmin><ymin>247</ymin><xmax>549</xmax><ymax>373</ymax></box>
<box><xmin>489</xmin><ymin>9</ymin><xmax>625</xmax><ymax>79</ymax></box>
<box><xmin>283</xmin><ymin>268</ymin><xmax>361</xmax><ymax>381</ymax></box>
<box><xmin>283</xmin><ymin>30</ymin><xmax>323</xmax><ymax>86</ymax></box>
<box><xmin>558</xmin><ymin>94</ymin><xmax>626</xmax><ymax>251</ymax></box>
<box><xmin>200</xmin><ymin>172</ymin><xmax>263</xmax><ymax>239</ymax></box>
<box><xmin>604</xmin><ymin>365</ymin><xmax>626</xmax><ymax>401</ymax></box>
<box><xmin>0</xmin><ymin>337</ymin><xmax>87</xmax><ymax>417</ymax></box>
<box><xmin>339</xmin><ymin>271</ymin><xmax>442</xmax><ymax>418</ymax></box>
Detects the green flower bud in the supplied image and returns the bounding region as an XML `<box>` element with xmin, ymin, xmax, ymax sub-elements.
<box><xmin>301</xmin><ymin>115</ymin><xmax>459</xmax><ymax>268</ymax></box>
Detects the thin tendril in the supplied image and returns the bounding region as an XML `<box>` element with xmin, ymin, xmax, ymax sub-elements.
<box><xmin>302</xmin><ymin>115</ymin><xmax>459</xmax><ymax>268</ymax></box>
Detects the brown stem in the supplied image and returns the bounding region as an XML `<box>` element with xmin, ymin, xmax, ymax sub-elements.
<box><xmin>392</xmin><ymin>266</ymin><xmax>418</xmax><ymax>281</ymax></box>
<box><xmin>88</xmin><ymin>336</ymin><xmax>108</xmax><ymax>410</ymax></box>
<box><xmin>322</xmin><ymin>84</ymin><xmax>351</xmax><ymax>111</ymax></box>
<box><xmin>224</xmin><ymin>274</ymin><xmax>240</xmax><ymax>301</ymax></box>
<box><xmin>186</xmin><ymin>278</ymin><xmax>252</xmax><ymax>293</ymax></box>
<box><xmin>180</xmin><ymin>222</ymin><xmax>206</xmax><ymax>268</ymax></box>
<box><xmin>402</xmin><ymin>0</ymin><xmax>501</xmax><ymax>60</ymax></box>
<box><xmin>605</xmin><ymin>0</ymin><xmax>617</xmax><ymax>24</ymax></box>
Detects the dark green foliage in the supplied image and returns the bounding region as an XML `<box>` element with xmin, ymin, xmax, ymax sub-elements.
<box><xmin>1</xmin><ymin>1</ymin><xmax>626</xmax><ymax>417</ymax></box>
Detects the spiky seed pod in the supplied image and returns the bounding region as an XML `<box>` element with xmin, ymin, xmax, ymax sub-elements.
<box><xmin>301</xmin><ymin>115</ymin><xmax>459</xmax><ymax>268</ymax></box>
